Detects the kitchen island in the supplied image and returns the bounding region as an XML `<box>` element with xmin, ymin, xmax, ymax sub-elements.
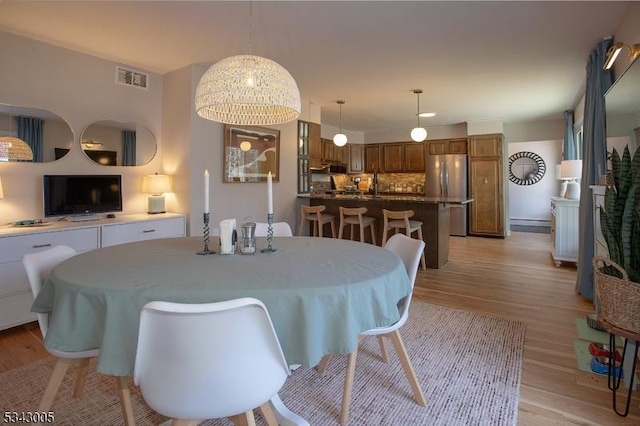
<box><xmin>307</xmin><ymin>193</ymin><xmax>472</xmax><ymax>268</ymax></box>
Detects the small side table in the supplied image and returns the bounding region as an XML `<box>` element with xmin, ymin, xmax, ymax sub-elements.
<box><xmin>597</xmin><ymin>317</ymin><xmax>640</xmax><ymax>417</ymax></box>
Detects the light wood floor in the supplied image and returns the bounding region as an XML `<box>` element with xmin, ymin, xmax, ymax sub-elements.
<box><xmin>1</xmin><ymin>232</ymin><xmax>638</xmax><ymax>425</ymax></box>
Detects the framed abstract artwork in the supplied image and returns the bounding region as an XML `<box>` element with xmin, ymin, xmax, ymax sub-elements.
<box><xmin>223</xmin><ymin>124</ymin><xmax>280</xmax><ymax>183</ymax></box>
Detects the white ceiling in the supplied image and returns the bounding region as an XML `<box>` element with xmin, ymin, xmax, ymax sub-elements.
<box><xmin>0</xmin><ymin>1</ymin><xmax>631</xmax><ymax>136</ymax></box>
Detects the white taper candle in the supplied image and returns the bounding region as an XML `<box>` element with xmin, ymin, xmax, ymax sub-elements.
<box><xmin>267</xmin><ymin>171</ymin><xmax>273</xmax><ymax>214</ymax></box>
<box><xmin>204</xmin><ymin>169</ymin><xmax>210</xmax><ymax>214</ymax></box>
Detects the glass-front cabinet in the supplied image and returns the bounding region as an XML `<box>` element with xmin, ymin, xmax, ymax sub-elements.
<box><xmin>297</xmin><ymin>120</ymin><xmax>311</xmax><ymax>194</ymax></box>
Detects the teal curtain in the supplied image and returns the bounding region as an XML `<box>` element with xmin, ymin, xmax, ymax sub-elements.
<box><xmin>575</xmin><ymin>39</ymin><xmax>613</xmax><ymax>300</ymax></box>
<box><xmin>17</xmin><ymin>116</ymin><xmax>43</xmax><ymax>162</ymax></box>
<box><xmin>563</xmin><ymin>110</ymin><xmax>576</xmax><ymax>160</ymax></box>
<box><xmin>122</xmin><ymin>130</ymin><xmax>136</xmax><ymax>166</ymax></box>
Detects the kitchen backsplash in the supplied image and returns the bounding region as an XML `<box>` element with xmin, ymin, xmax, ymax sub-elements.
<box><xmin>312</xmin><ymin>172</ymin><xmax>426</xmax><ymax>194</ymax></box>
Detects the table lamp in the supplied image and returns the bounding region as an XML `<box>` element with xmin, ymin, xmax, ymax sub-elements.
<box><xmin>561</xmin><ymin>160</ymin><xmax>582</xmax><ymax>200</ymax></box>
<box><xmin>142</xmin><ymin>173</ymin><xmax>171</xmax><ymax>214</ymax></box>
<box><xmin>555</xmin><ymin>164</ymin><xmax>571</xmax><ymax>197</ymax></box>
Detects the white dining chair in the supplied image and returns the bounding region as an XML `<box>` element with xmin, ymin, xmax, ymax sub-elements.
<box><xmin>134</xmin><ymin>297</ymin><xmax>308</xmax><ymax>426</ymax></box>
<box><xmin>316</xmin><ymin>233</ymin><xmax>427</xmax><ymax>424</ymax></box>
<box><xmin>255</xmin><ymin>221</ymin><xmax>294</xmax><ymax>237</ymax></box>
<box><xmin>22</xmin><ymin>245</ymin><xmax>135</xmax><ymax>425</ymax></box>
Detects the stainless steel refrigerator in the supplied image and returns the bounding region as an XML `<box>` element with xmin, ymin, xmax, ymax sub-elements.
<box><xmin>425</xmin><ymin>153</ymin><xmax>468</xmax><ymax>236</ymax></box>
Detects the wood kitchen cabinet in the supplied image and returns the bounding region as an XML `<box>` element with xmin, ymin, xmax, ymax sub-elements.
<box><xmin>382</xmin><ymin>143</ymin><xmax>404</xmax><ymax>172</ymax></box>
<box><xmin>365</xmin><ymin>145</ymin><xmax>381</xmax><ymax>172</ymax></box>
<box><xmin>468</xmin><ymin>134</ymin><xmax>504</xmax><ymax>237</ymax></box>
<box><xmin>404</xmin><ymin>142</ymin><xmax>425</xmax><ymax>172</ymax></box>
<box><xmin>321</xmin><ymin>138</ymin><xmax>347</xmax><ymax>164</ymax></box>
<box><xmin>348</xmin><ymin>144</ymin><xmax>364</xmax><ymax>173</ymax></box>
<box><xmin>309</xmin><ymin>122</ymin><xmax>322</xmax><ymax>168</ymax></box>
<box><xmin>428</xmin><ymin>138</ymin><xmax>468</xmax><ymax>155</ymax></box>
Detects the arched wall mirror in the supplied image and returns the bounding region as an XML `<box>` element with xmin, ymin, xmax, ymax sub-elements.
<box><xmin>0</xmin><ymin>103</ymin><xmax>74</xmax><ymax>162</ymax></box>
<box><xmin>80</xmin><ymin>120</ymin><xmax>157</xmax><ymax>166</ymax></box>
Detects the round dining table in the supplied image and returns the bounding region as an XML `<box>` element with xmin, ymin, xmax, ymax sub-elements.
<box><xmin>32</xmin><ymin>236</ymin><xmax>411</xmax><ymax>377</ymax></box>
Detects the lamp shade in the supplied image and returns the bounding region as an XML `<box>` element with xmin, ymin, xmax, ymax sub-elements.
<box><xmin>0</xmin><ymin>136</ymin><xmax>34</xmax><ymax>161</ymax></box>
<box><xmin>333</xmin><ymin>133</ymin><xmax>347</xmax><ymax>147</ymax></box>
<box><xmin>561</xmin><ymin>160</ymin><xmax>582</xmax><ymax>179</ymax></box>
<box><xmin>0</xmin><ymin>176</ymin><xmax>4</xmax><ymax>199</ymax></box>
<box><xmin>142</xmin><ymin>174</ymin><xmax>171</xmax><ymax>195</ymax></box>
<box><xmin>411</xmin><ymin>127</ymin><xmax>427</xmax><ymax>142</ymax></box>
<box><xmin>195</xmin><ymin>54</ymin><xmax>301</xmax><ymax>125</ymax></box>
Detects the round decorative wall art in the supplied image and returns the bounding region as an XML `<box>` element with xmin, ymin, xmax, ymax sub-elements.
<box><xmin>508</xmin><ymin>151</ymin><xmax>546</xmax><ymax>185</ymax></box>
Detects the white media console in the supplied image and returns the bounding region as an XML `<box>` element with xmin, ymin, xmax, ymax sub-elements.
<box><xmin>0</xmin><ymin>213</ymin><xmax>186</xmax><ymax>331</ymax></box>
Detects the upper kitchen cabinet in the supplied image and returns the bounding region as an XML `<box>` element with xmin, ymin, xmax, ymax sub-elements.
<box><xmin>308</xmin><ymin>122</ymin><xmax>322</xmax><ymax>169</ymax></box>
<box><xmin>321</xmin><ymin>138</ymin><xmax>347</xmax><ymax>165</ymax></box>
<box><xmin>382</xmin><ymin>143</ymin><xmax>404</xmax><ymax>172</ymax></box>
<box><xmin>404</xmin><ymin>142</ymin><xmax>425</xmax><ymax>172</ymax></box>
<box><xmin>348</xmin><ymin>144</ymin><xmax>364</xmax><ymax>173</ymax></box>
<box><xmin>364</xmin><ymin>145</ymin><xmax>381</xmax><ymax>172</ymax></box>
<box><xmin>428</xmin><ymin>138</ymin><xmax>467</xmax><ymax>155</ymax></box>
<box><xmin>468</xmin><ymin>134</ymin><xmax>505</xmax><ymax>237</ymax></box>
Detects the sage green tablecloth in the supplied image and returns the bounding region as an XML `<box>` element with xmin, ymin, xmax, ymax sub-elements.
<box><xmin>32</xmin><ymin>236</ymin><xmax>411</xmax><ymax>376</ymax></box>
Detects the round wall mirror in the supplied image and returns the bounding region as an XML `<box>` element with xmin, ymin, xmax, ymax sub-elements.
<box><xmin>508</xmin><ymin>151</ymin><xmax>546</xmax><ymax>185</ymax></box>
<box><xmin>80</xmin><ymin>120</ymin><xmax>157</xmax><ymax>166</ymax></box>
<box><xmin>0</xmin><ymin>103</ymin><xmax>74</xmax><ymax>163</ymax></box>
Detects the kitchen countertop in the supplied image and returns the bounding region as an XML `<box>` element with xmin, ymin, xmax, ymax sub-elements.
<box><xmin>303</xmin><ymin>193</ymin><xmax>473</xmax><ymax>204</ymax></box>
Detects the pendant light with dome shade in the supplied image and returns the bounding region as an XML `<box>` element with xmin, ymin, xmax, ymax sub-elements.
<box><xmin>410</xmin><ymin>89</ymin><xmax>427</xmax><ymax>142</ymax></box>
<box><xmin>333</xmin><ymin>100</ymin><xmax>347</xmax><ymax>147</ymax></box>
<box><xmin>194</xmin><ymin>2</ymin><xmax>301</xmax><ymax>126</ymax></box>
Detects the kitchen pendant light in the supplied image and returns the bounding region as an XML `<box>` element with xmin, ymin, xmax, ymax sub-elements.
<box><xmin>0</xmin><ymin>110</ymin><xmax>33</xmax><ymax>161</ymax></box>
<box><xmin>333</xmin><ymin>100</ymin><xmax>347</xmax><ymax>147</ymax></box>
<box><xmin>410</xmin><ymin>89</ymin><xmax>427</xmax><ymax>142</ymax></box>
<box><xmin>194</xmin><ymin>2</ymin><xmax>301</xmax><ymax>125</ymax></box>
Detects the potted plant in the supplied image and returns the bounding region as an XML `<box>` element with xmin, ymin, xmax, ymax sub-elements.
<box><xmin>595</xmin><ymin>145</ymin><xmax>640</xmax><ymax>333</ymax></box>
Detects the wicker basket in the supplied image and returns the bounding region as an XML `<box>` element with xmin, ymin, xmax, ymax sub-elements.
<box><xmin>593</xmin><ymin>256</ymin><xmax>640</xmax><ymax>334</ymax></box>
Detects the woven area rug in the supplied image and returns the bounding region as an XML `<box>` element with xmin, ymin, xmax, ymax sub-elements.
<box><xmin>0</xmin><ymin>302</ymin><xmax>526</xmax><ymax>425</ymax></box>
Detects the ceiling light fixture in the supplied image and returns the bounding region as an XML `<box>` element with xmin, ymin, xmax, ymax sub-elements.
<box><xmin>604</xmin><ymin>41</ymin><xmax>640</xmax><ymax>70</ymax></box>
<box><xmin>194</xmin><ymin>2</ymin><xmax>301</xmax><ymax>125</ymax></box>
<box><xmin>410</xmin><ymin>89</ymin><xmax>427</xmax><ymax>142</ymax></box>
<box><xmin>333</xmin><ymin>100</ymin><xmax>347</xmax><ymax>147</ymax></box>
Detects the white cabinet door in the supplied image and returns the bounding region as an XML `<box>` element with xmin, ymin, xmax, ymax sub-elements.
<box><xmin>0</xmin><ymin>226</ymin><xmax>99</xmax><ymax>330</ymax></box>
<box><xmin>550</xmin><ymin>197</ymin><xmax>579</xmax><ymax>266</ymax></box>
<box><xmin>101</xmin><ymin>216</ymin><xmax>186</xmax><ymax>247</ymax></box>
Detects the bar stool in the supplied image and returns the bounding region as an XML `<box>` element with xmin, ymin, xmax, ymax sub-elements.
<box><xmin>338</xmin><ymin>207</ymin><xmax>377</xmax><ymax>245</ymax></box>
<box><xmin>381</xmin><ymin>209</ymin><xmax>426</xmax><ymax>269</ymax></box>
<box><xmin>298</xmin><ymin>205</ymin><xmax>336</xmax><ymax>238</ymax></box>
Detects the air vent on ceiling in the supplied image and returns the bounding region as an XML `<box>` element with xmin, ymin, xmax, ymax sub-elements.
<box><xmin>115</xmin><ymin>66</ymin><xmax>148</xmax><ymax>90</ymax></box>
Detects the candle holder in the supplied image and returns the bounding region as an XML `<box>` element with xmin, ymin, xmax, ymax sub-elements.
<box><xmin>197</xmin><ymin>213</ymin><xmax>215</xmax><ymax>255</ymax></box>
<box><xmin>261</xmin><ymin>213</ymin><xmax>278</xmax><ymax>253</ymax></box>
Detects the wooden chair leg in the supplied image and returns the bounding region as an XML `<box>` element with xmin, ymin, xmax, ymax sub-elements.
<box><xmin>318</xmin><ymin>220</ymin><xmax>324</xmax><ymax>238</ymax></box>
<box><xmin>229</xmin><ymin>411</ymin><xmax>256</xmax><ymax>426</ymax></box>
<box><xmin>340</xmin><ymin>349</ymin><xmax>359</xmax><ymax>425</ymax></box>
<box><xmin>72</xmin><ymin>358</ymin><xmax>91</xmax><ymax>397</ymax></box>
<box><xmin>116</xmin><ymin>375</ymin><xmax>136</xmax><ymax>426</ymax></box>
<box><xmin>315</xmin><ymin>354</ymin><xmax>331</xmax><ymax>374</ymax></box>
<box><xmin>330</xmin><ymin>219</ymin><xmax>337</xmax><ymax>238</ymax></box>
<box><xmin>377</xmin><ymin>336</ymin><xmax>389</xmax><ymax>363</ymax></box>
<box><xmin>258</xmin><ymin>402</ymin><xmax>279</xmax><ymax>426</ymax></box>
<box><xmin>37</xmin><ymin>358</ymin><xmax>74</xmax><ymax>411</ymax></box>
<box><xmin>387</xmin><ymin>330</ymin><xmax>427</xmax><ymax>406</ymax></box>
<box><xmin>370</xmin><ymin>224</ymin><xmax>377</xmax><ymax>246</ymax></box>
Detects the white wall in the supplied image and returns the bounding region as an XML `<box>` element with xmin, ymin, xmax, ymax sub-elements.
<box><xmin>507</xmin><ymin>140</ymin><xmax>562</xmax><ymax>227</ymax></box>
<box><xmin>0</xmin><ymin>30</ymin><xmax>163</xmax><ymax>224</ymax></box>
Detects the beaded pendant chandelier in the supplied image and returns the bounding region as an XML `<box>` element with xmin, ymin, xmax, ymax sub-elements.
<box><xmin>195</xmin><ymin>54</ymin><xmax>301</xmax><ymax>126</ymax></box>
<box><xmin>0</xmin><ymin>136</ymin><xmax>33</xmax><ymax>161</ymax></box>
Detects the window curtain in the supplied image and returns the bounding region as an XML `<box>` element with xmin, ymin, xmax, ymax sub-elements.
<box><xmin>122</xmin><ymin>130</ymin><xmax>136</xmax><ymax>166</ymax></box>
<box><xmin>563</xmin><ymin>110</ymin><xmax>576</xmax><ymax>160</ymax></box>
<box><xmin>17</xmin><ymin>116</ymin><xmax>43</xmax><ymax>162</ymax></box>
<box><xmin>575</xmin><ymin>39</ymin><xmax>613</xmax><ymax>300</ymax></box>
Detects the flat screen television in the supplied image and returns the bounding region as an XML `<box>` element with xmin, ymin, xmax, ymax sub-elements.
<box><xmin>43</xmin><ymin>175</ymin><xmax>123</xmax><ymax>217</ymax></box>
